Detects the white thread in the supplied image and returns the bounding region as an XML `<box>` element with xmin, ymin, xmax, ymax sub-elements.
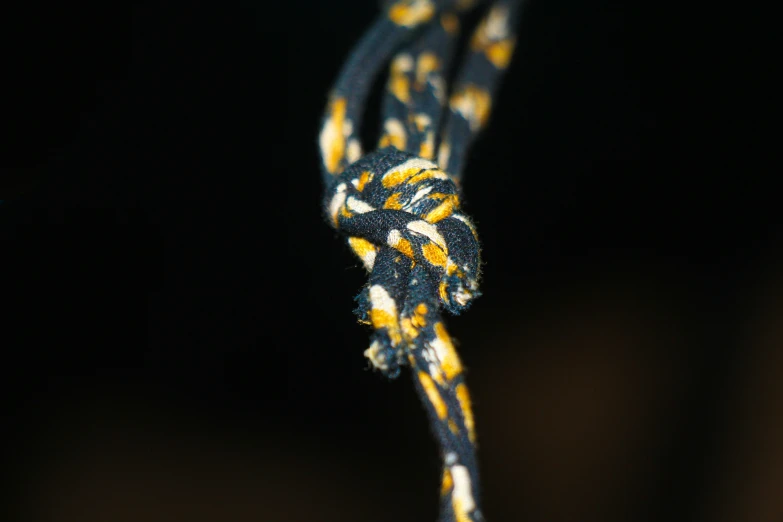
<box><xmin>407</xmin><ymin>220</ymin><xmax>446</xmax><ymax>250</ymax></box>
<box><xmin>346</xmin><ymin>196</ymin><xmax>375</xmax><ymax>214</ymax></box>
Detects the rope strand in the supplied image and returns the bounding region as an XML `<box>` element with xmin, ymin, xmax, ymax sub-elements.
<box><xmin>318</xmin><ymin>1</ymin><xmax>524</xmax><ymax>520</ymax></box>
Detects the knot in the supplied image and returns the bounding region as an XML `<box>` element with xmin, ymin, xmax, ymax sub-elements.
<box><xmin>325</xmin><ymin>146</ymin><xmax>481</xmax><ymax>377</ymax></box>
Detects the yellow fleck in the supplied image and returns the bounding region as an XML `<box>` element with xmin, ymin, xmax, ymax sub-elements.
<box><xmin>469</xmin><ymin>5</ymin><xmax>515</xmax><ymax>69</ymax></box>
<box><xmin>454</xmin><ymin>497</ymin><xmax>472</xmax><ymax>522</ymax></box>
<box><xmin>402</xmin><ymin>303</ymin><xmax>428</xmax><ymax>338</ymax></box>
<box><xmin>412</xmin><ymin>113</ymin><xmax>431</xmax><ymax>131</ymax></box>
<box><xmin>380</xmin><ymin>132</ymin><xmax>406</xmax><ymax>151</ymax></box>
<box><xmin>440</xmin><ymin>12</ymin><xmax>459</xmax><ymax>34</ymax></box>
<box><xmin>424</xmin><ymin>194</ymin><xmax>459</xmax><ymax>223</ymax></box>
<box><xmin>370</xmin><ymin>308</ymin><xmax>396</xmax><ymax>329</ymax></box>
<box><xmin>415</xmin><ymin>52</ymin><xmax>440</xmax><ymax>88</ymax></box>
<box><xmin>339</xmin><ymin>205</ymin><xmax>352</xmax><ymax>220</ymax></box>
<box><xmin>486</xmin><ymin>39</ymin><xmax>516</xmax><ymax>69</ymax></box>
<box><xmin>348</xmin><ymin>237</ymin><xmax>376</xmax><ymax>258</ymax></box>
<box><xmin>401</xmin><ymin>317</ymin><xmax>419</xmax><ymax>339</ymax></box>
<box><xmin>419</xmin><ymin>130</ymin><xmax>436</xmax><ymax>160</ymax></box>
<box><xmin>418</xmin><ymin>371</ymin><xmax>447</xmax><ymax>419</ymax></box>
<box><xmin>406</xmin><ymin>168</ymin><xmax>441</xmax><ymax>185</ymax></box>
<box><xmin>470</xmin><ymin>25</ymin><xmax>487</xmax><ymax>50</ymax></box>
<box><xmin>455</xmin><ymin>382</ymin><xmax>476</xmax><ymax>443</ymax></box>
<box><xmin>394</xmin><ymin>237</ymin><xmax>415</xmax><ymax>259</ymax></box>
<box><xmin>389</xmin><ymin>1</ymin><xmax>435</xmax><ymax>27</ymax></box>
<box><xmin>323</xmin><ymin>97</ymin><xmax>346</xmax><ymax>174</ymax></box>
<box><xmin>441</xmin><ymin>468</ymin><xmax>454</xmax><ymax>495</ymax></box>
<box><xmin>434</xmin><ymin>322</ymin><xmax>463</xmax><ymax>380</ymax></box>
<box><xmin>411</xmin><ymin>304</ymin><xmax>427</xmax><ymax>328</ymax></box>
<box><xmin>439</xmin><ymin>280</ymin><xmax>449</xmax><ymax>303</ymax></box>
<box><xmin>419</xmin><ymin>141</ymin><xmax>434</xmax><ymax>159</ymax></box>
<box><xmin>356</xmin><ymin>171</ymin><xmax>372</xmax><ymax>192</ymax></box>
<box><xmin>382</xmin><ymin>167</ymin><xmax>421</xmax><ymax>188</ymax></box>
<box><xmin>384</xmin><ymin>192</ymin><xmax>404</xmax><ymax>210</ymax></box>
<box><xmin>422</xmin><ymin>242</ymin><xmax>447</xmax><ymax>267</ymax></box>
<box><xmin>380</xmin><ymin>118</ymin><xmax>408</xmax><ymax>151</ymax></box>
<box><xmin>450</xmin><ymin>85</ymin><xmax>492</xmax><ymax>131</ymax></box>
<box><xmin>369</xmin><ymin>309</ymin><xmax>402</xmax><ymax>345</ymax></box>
<box><xmin>390</xmin><ymin>74</ymin><xmax>411</xmax><ymax>103</ymax></box>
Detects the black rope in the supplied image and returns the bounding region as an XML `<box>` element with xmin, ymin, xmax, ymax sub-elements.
<box><xmin>318</xmin><ymin>1</ymin><xmax>525</xmax><ymax>520</ymax></box>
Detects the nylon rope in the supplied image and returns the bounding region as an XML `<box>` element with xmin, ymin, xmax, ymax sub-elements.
<box><xmin>318</xmin><ymin>1</ymin><xmax>524</xmax><ymax>520</ymax></box>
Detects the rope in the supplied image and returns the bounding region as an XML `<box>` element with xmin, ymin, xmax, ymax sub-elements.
<box><xmin>318</xmin><ymin>1</ymin><xmax>524</xmax><ymax>520</ymax></box>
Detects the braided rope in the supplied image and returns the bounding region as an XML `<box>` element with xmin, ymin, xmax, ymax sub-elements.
<box><xmin>319</xmin><ymin>1</ymin><xmax>524</xmax><ymax>520</ymax></box>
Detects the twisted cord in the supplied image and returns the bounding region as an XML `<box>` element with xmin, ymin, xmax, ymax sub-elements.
<box><xmin>318</xmin><ymin>1</ymin><xmax>524</xmax><ymax>520</ymax></box>
<box><xmin>319</xmin><ymin>0</ymin><xmax>480</xmax><ymax>186</ymax></box>
<box><xmin>437</xmin><ymin>0</ymin><xmax>524</xmax><ymax>181</ymax></box>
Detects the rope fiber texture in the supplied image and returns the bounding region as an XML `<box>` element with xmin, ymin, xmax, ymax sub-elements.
<box><xmin>318</xmin><ymin>1</ymin><xmax>524</xmax><ymax>520</ymax></box>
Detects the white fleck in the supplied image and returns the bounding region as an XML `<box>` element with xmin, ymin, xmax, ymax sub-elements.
<box><xmin>364</xmin><ymin>341</ymin><xmax>389</xmax><ymax>370</ymax></box>
<box><xmin>428</xmin><ymin>335</ymin><xmax>450</xmax><ymax>365</ymax></box>
<box><xmin>346</xmin><ymin>196</ymin><xmax>375</xmax><ymax>214</ymax></box>
<box><xmin>328</xmin><ymin>183</ymin><xmax>348</xmax><ymax>222</ymax></box>
<box><xmin>407</xmin><ymin>220</ymin><xmax>446</xmax><ymax>250</ymax></box>
<box><xmin>437</xmin><ymin>141</ymin><xmax>451</xmax><ymax>170</ymax></box>
<box><xmin>451</xmin><ymin>464</ymin><xmax>476</xmax><ymax>513</ymax></box>
<box><xmin>414</xmin><ymin>113</ymin><xmax>432</xmax><ymax>129</ymax></box>
<box><xmin>392</xmin><ymin>53</ymin><xmax>414</xmax><ymax>72</ymax></box>
<box><xmin>384</xmin><ymin>118</ymin><xmax>406</xmax><ymax>139</ymax></box>
<box><xmin>409</xmin><ymin>186</ymin><xmax>433</xmax><ymax>205</ymax></box>
<box><xmin>429</xmin><ymin>75</ymin><xmax>446</xmax><ymax>103</ymax></box>
<box><xmin>454</xmin><ymin>290</ymin><xmax>472</xmax><ymax>306</ymax></box>
<box><xmin>451</xmin><ymin>95</ymin><xmax>479</xmax><ymax>131</ymax></box>
<box><xmin>361</xmin><ymin>250</ymin><xmax>376</xmax><ymax>272</ymax></box>
<box><xmin>387</xmin><ymin>229</ymin><xmax>402</xmax><ymax>247</ymax></box>
<box><xmin>369</xmin><ymin>285</ymin><xmax>398</xmax><ymax>316</ymax></box>
<box><xmin>346</xmin><ymin>138</ymin><xmax>362</xmax><ymax>163</ymax></box>
<box><xmin>382</xmin><ymin>158</ymin><xmax>438</xmax><ymax>181</ymax></box>
<box><xmin>485</xmin><ymin>6</ymin><xmax>510</xmax><ymax>40</ymax></box>
<box><xmin>451</xmin><ymin>213</ymin><xmax>472</xmax><ymax>227</ymax></box>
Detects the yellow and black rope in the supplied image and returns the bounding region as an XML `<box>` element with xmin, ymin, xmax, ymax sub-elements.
<box><xmin>319</xmin><ymin>1</ymin><xmax>524</xmax><ymax>520</ymax></box>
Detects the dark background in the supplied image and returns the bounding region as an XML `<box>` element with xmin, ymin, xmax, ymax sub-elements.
<box><xmin>1</xmin><ymin>2</ymin><xmax>778</xmax><ymax>522</ymax></box>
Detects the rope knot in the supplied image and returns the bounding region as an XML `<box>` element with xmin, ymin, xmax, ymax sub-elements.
<box><xmin>325</xmin><ymin>146</ymin><xmax>481</xmax><ymax>377</ymax></box>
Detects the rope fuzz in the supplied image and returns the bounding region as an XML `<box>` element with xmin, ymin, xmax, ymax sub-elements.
<box><xmin>326</xmin><ymin>146</ymin><xmax>481</xmax><ymax>377</ymax></box>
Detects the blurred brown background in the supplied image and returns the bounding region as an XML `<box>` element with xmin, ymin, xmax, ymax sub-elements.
<box><xmin>5</xmin><ymin>257</ymin><xmax>782</xmax><ymax>522</ymax></box>
<box><xmin>2</xmin><ymin>1</ymin><xmax>776</xmax><ymax>522</ymax></box>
